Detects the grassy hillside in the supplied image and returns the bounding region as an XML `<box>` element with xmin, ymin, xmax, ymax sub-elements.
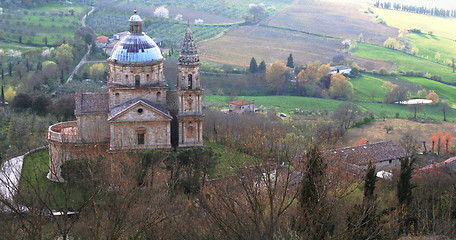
<box><xmin>204</xmin><ymin>94</ymin><xmax>456</xmax><ymax>122</ymax></box>
<box><xmin>371</xmin><ymin>7</ymin><xmax>456</xmax><ymax>39</ymax></box>
<box><xmin>408</xmin><ymin>33</ymin><xmax>456</xmax><ymax>65</ymax></box>
<box><xmin>351</xmin><ymin>43</ymin><xmax>456</xmax><ymax>83</ymax></box>
<box><xmin>351</xmin><ymin>75</ymin><xmax>386</xmax><ymax>102</ymax></box>
<box><xmin>400</xmin><ymin>76</ymin><xmax>456</xmax><ymax>106</ymax></box>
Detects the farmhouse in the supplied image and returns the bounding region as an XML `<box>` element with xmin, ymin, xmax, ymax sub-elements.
<box><xmin>229</xmin><ymin>99</ymin><xmax>255</xmax><ymax>114</ymax></box>
<box><xmin>322</xmin><ymin>141</ymin><xmax>410</xmax><ymax>171</ymax></box>
<box><xmin>95</xmin><ymin>35</ymin><xmax>109</xmax><ymax>47</ymax></box>
<box><xmin>47</xmin><ymin>10</ymin><xmax>204</xmax><ymax>182</ymax></box>
<box><xmin>330</xmin><ymin>65</ymin><xmax>352</xmax><ymax>75</ymax></box>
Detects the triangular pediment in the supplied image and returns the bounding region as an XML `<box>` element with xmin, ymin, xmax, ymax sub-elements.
<box><xmin>108</xmin><ymin>100</ymin><xmax>172</xmax><ymax>122</ymax></box>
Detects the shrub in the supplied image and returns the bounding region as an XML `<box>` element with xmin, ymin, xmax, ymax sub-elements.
<box><xmin>353</xmin><ymin>116</ymin><xmax>374</xmax><ymax>128</ymax></box>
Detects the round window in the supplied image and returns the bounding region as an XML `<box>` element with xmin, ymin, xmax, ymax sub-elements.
<box><xmin>138</xmin><ymin>108</ymin><xmax>143</xmax><ymax>114</ymax></box>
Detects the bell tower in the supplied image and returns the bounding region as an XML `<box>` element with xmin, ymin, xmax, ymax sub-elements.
<box><xmin>176</xmin><ymin>25</ymin><xmax>204</xmax><ymax>148</ymax></box>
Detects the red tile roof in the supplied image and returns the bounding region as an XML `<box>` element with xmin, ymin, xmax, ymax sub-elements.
<box><xmin>75</xmin><ymin>92</ymin><xmax>109</xmax><ymax>115</ymax></box>
<box><xmin>322</xmin><ymin>141</ymin><xmax>410</xmax><ymax>166</ymax></box>
<box><xmin>96</xmin><ymin>35</ymin><xmax>109</xmax><ymax>44</ymax></box>
<box><xmin>229</xmin><ymin>99</ymin><xmax>253</xmax><ymax>106</ymax></box>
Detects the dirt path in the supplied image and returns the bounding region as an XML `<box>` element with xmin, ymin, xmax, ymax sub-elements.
<box><xmin>66</xmin><ymin>7</ymin><xmax>96</xmax><ymax>84</ymax></box>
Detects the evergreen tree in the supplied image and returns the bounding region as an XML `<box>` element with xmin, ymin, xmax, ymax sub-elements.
<box><xmin>397</xmin><ymin>157</ymin><xmax>416</xmax><ymax>206</ymax></box>
<box><xmin>286</xmin><ymin>53</ymin><xmax>294</xmax><ymax>68</ymax></box>
<box><xmin>258</xmin><ymin>60</ymin><xmax>266</xmax><ymax>73</ymax></box>
<box><xmin>397</xmin><ymin>157</ymin><xmax>417</xmax><ymax>235</ymax></box>
<box><xmin>1</xmin><ymin>69</ymin><xmax>4</xmax><ymax>79</ymax></box>
<box><xmin>1</xmin><ymin>85</ymin><xmax>4</xmax><ymax>104</ymax></box>
<box><xmin>296</xmin><ymin>146</ymin><xmax>332</xmax><ymax>239</ymax></box>
<box><xmin>346</xmin><ymin>162</ymin><xmax>380</xmax><ymax>240</ymax></box>
<box><xmin>36</xmin><ymin>61</ymin><xmax>42</xmax><ymax>71</ymax></box>
<box><xmin>8</xmin><ymin>62</ymin><xmax>13</xmax><ymax>76</ymax></box>
<box><xmin>249</xmin><ymin>57</ymin><xmax>258</xmax><ymax>73</ymax></box>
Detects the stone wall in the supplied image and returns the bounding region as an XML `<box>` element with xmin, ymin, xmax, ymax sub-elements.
<box><xmin>177</xmin><ymin>65</ymin><xmax>200</xmax><ymax>90</ymax></box>
<box><xmin>109</xmin><ymin>121</ymin><xmax>172</xmax><ymax>150</ymax></box>
<box><xmin>48</xmin><ymin>142</ymin><xmax>109</xmax><ymax>182</ymax></box>
<box><xmin>77</xmin><ymin>114</ymin><xmax>110</xmax><ymax>142</ymax></box>
<box><xmin>108</xmin><ymin>61</ymin><xmax>166</xmax><ymax>87</ymax></box>
<box><xmin>109</xmin><ymin>87</ymin><xmax>168</xmax><ymax>109</ymax></box>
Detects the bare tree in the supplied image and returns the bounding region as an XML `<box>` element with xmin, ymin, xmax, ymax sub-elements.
<box><xmin>439</xmin><ymin>101</ymin><xmax>450</xmax><ymax>122</ymax></box>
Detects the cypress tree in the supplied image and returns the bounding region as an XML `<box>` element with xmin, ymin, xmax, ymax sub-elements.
<box><xmin>346</xmin><ymin>162</ymin><xmax>380</xmax><ymax>240</ymax></box>
<box><xmin>249</xmin><ymin>57</ymin><xmax>258</xmax><ymax>73</ymax></box>
<box><xmin>286</xmin><ymin>53</ymin><xmax>294</xmax><ymax>68</ymax></box>
<box><xmin>397</xmin><ymin>157</ymin><xmax>416</xmax><ymax>206</ymax></box>
<box><xmin>36</xmin><ymin>61</ymin><xmax>42</xmax><ymax>71</ymax></box>
<box><xmin>258</xmin><ymin>60</ymin><xmax>266</xmax><ymax>73</ymax></box>
<box><xmin>1</xmin><ymin>85</ymin><xmax>4</xmax><ymax>104</ymax></box>
<box><xmin>296</xmin><ymin>146</ymin><xmax>332</xmax><ymax>239</ymax></box>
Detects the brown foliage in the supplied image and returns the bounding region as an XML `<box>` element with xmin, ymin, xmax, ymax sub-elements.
<box><xmin>426</xmin><ymin>91</ymin><xmax>439</xmax><ymax>105</ymax></box>
<box><xmin>355</xmin><ymin>137</ymin><xmax>367</xmax><ymax>146</ymax></box>
<box><xmin>266</xmin><ymin>61</ymin><xmax>288</xmax><ymax>91</ymax></box>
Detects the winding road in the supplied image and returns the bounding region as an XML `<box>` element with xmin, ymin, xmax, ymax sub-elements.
<box><xmin>66</xmin><ymin>7</ymin><xmax>95</xmax><ymax>84</ymax></box>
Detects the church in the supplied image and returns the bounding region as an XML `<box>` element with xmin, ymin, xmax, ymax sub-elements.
<box><xmin>47</xmin><ymin>10</ymin><xmax>204</xmax><ymax>182</ymax></box>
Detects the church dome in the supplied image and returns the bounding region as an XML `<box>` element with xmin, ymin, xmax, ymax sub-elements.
<box><xmin>109</xmin><ymin>11</ymin><xmax>163</xmax><ymax>64</ymax></box>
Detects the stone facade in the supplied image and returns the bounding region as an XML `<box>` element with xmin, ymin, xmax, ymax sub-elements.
<box><xmin>47</xmin><ymin>11</ymin><xmax>204</xmax><ymax>182</ymax></box>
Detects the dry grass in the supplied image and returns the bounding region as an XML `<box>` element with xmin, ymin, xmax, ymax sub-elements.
<box><xmin>198</xmin><ymin>25</ymin><xmax>341</xmax><ymax>66</ymax></box>
<box><xmin>267</xmin><ymin>0</ymin><xmax>398</xmax><ymax>45</ymax></box>
<box><xmin>344</xmin><ymin>118</ymin><xmax>456</xmax><ymax>149</ymax></box>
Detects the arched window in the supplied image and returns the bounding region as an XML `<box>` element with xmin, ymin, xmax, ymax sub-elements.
<box><xmin>135</xmin><ymin>75</ymin><xmax>140</xmax><ymax>87</ymax></box>
<box><xmin>157</xmin><ymin>92</ymin><xmax>161</xmax><ymax>101</ymax></box>
<box><xmin>188</xmin><ymin>74</ymin><xmax>193</xmax><ymax>89</ymax></box>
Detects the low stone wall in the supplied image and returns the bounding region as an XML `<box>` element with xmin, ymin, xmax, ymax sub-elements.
<box><xmin>48</xmin><ymin>142</ymin><xmax>109</xmax><ymax>182</ymax></box>
<box><xmin>48</xmin><ymin>121</ymin><xmax>78</xmax><ymax>143</ymax></box>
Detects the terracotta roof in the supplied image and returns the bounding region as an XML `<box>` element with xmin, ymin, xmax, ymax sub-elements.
<box><xmin>74</xmin><ymin>92</ymin><xmax>109</xmax><ymax>115</ymax></box>
<box><xmin>417</xmin><ymin>157</ymin><xmax>456</xmax><ymax>173</ymax></box>
<box><xmin>322</xmin><ymin>141</ymin><xmax>410</xmax><ymax>166</ymax></box>
<box><xmin>96</xmin><ymin>35</ymin><xmax>109</xmax><ymax>44</ymax></box>
<box><xmin>108</xmin><ymin>98</ymin><xmax>171</xmax><ymax>121</ymax></box>
<box><xmin>229</xmin><ymin>99</ymin><xmax>253</xmax><ymax>106</ymax></box>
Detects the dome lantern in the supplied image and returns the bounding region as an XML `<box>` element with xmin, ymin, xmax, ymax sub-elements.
<box><xmin>129</xmin><ymin>9</ymin><xmax>143</xmax><ymax>34</ymax></box>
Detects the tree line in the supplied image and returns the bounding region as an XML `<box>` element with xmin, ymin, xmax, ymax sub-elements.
<box><xmin>374</xmin><ymin>1</ymin><xmax>456</xmax><ymax>18</ymax></box>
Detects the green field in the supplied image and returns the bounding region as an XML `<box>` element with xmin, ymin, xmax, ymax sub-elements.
<box><xmin>0</xmin><ymin>5</ymin><xmax>87</xmax><ymax>46</ymax></box>
<box><xmin>350</xmin><ymin>74</ymin><xmax>456</xmax><ymax>106</ymax></box>
<box><xmin>408</xmin><ymin>33</ymin><xmax>456</xmax><ymax>65</ymax></box>
<box><xmin>371</xmin><ymin>8</ymin><xmax>456</xmax><ymax>39</ymax></box>
<box><xmin>399</xmin><ymin>76</ymin><xmax>456</xmax><ymax>106</ymax></box>
<box><xmin>351</xmin><ymin>43</ymin><xmax>456</xmax><ymax>83</ymax></box>
<box><xmin>17</xmin><ymin>149</ymin><xmax>84</xmax><ymax>209</ymax></box>
<box><xmin>204</xmin><ymin>95</ymin><xmax>343</xmax><ymax>113</ymax></box>
<box><xmin>204</xmin><ymin>94</ymin><xmax>456</xmax><ymax>122</ymax></box>
<box><xmin>351</xmin><ymin>75</ymin><xmax>386</xmax><ymax>102</ymax></box>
